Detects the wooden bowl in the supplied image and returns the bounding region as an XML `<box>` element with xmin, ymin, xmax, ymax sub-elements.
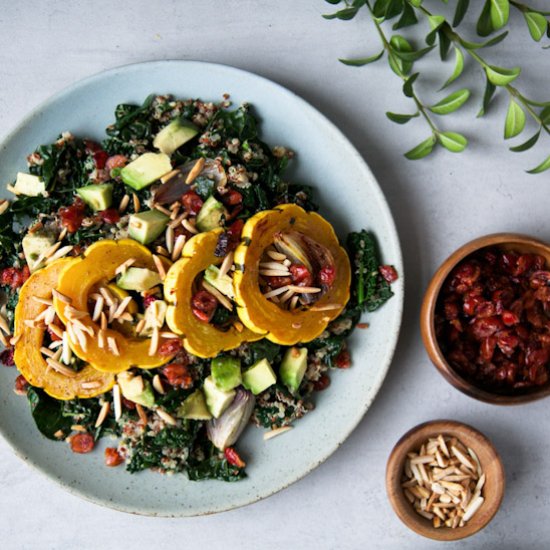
<box><xmin>386</xmin><ymin>420</ymin><xmax>505</xmax><ymax>541</ymax></box>
<box><xmin>420</xmin><ymin>233</ymin><xmax>550</xmax><ymax>404</ymax></box>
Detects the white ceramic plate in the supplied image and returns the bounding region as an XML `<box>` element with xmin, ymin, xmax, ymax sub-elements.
<box><xmin>0</xmin><ymin>61</ymin><xmax>403</xmax><ymax>516</ymax></box>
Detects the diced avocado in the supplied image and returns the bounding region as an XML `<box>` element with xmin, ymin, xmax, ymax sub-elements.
<box><xmin>196</xmin><ymin>196</ymin><xmax>227</xmax><ymax>232</ymax></box>
<box><xmin>13</xmin><ymin>172</ymin><xmax>46</xmax><ymax>197</ymax></box>
<box><xmin>242</xmin><ymin>358</ymin><xmax>277</xmax><ymax>395</ymax></box>
<box><xmin>204</xmin><ymin>265</ymin><xmax>234</xmax><ymax>299</ymax></box>
<box><xmin>117</xmin><ymin>372</ymin><xmax>155</xmax><ymax>408</ymax></box>
<box><xmin>280</xmin><ymin>347</ymin><xmax>308</xmax><ymax>393</ymax></box>
<box><xmin>22</xmin><ymin>232</ymin><xmax>55</xmax><ymax>272</ymax></box>
<box><xmin>128</xmin><ymin>209</ymin><xmax>169</xmax><ymax>244</ymax></box>
<box><xmin>120</xmin><ymin>152</ymin><xmax>172</xmax><ymax>190</ymax></box>
<box><xmin>203</xmin><ymin>376</ymin><xmax>236</xmax><ymax>418</ymax></box>
<box><xmin>177</xmin><ymin>389</ymin><xmax>212</xmax><ymax>420</ymax></box>
<box><xmin>76</xmin><ymin>183</ymin><xmax>113</xmax><ymax>211</ymax></box>
<box><xmin>153</xmin><ymin>117</ymin><xmax>199</xmax><ymax>155</ymax></box>
<box><xmin>211</xmin><ymin>356</ymin><xmax>242</xmax><ymax>391</ymax></box>
<box><xmin>117</xmin><ymin>267</ymin><xmax>161</xmax><ymax>292</ymax></box>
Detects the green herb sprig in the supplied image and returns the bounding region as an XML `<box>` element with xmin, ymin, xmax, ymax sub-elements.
<box><xmin>323</xmin><ymin>0</ymin><xmax>550</xmax><ymax>172</ymax></box>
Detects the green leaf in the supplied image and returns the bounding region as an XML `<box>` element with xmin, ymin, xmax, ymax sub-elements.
<box><xmin>373</xmin><ymin>0</ymin><xmax>403</xmax><ymax>20</ymax></box>
<box><xmin>441</xmin><ymin>47</ymin><xmax>465</xmax><ymax>89</ymax></box>
<box><xmin>527</xmin><ymin>154</ymin><xmax>550</xmax><ymax>174</ymax></box>
<box><xmin>323</xmin><ymin>2</ymin><xmax>365</xmax><ymax>20</ymax></box>
<box><xmin>404</xmin><ymin>135</ymin><xmax>437</xmax><ymax>160</ymax></box>
<box><xmin>453</xmin><ymin>0</ymin><xmax>470</xmax><ymax>27</ymax></box>
<box><xmin>386</xmin><ymin>111</ymin><xmax>420</xmax><ymax>124</ymax></box>
<box><xmin>403</xmin><ymin>72</ymin><xmax>419</xmax><ymax>98</ymax></box>
<box><xmin>485</xmin><ymin>65</ymin><xmax>520</xmax><ymax>86</ymax></box>
<box><xmin>392</xmin><ymin>45</ymin><xmax>435</xmax><ymax>61</ymax></box>
<box><xmin>429</xmin><ymin>89</ymin><xmax>471</xmax><ymax>115</ymax></box>
<box><xmin>504</xmin><ymin>99</ymin><xmax>526</xmax><ymax>139</ymax></box>
<box><xmin>460</xmin><ymin>31</ymin><xmax>508</xmax><ymax>49</ymax></box>
<box><xmin>409</xmin><ymin>0</ymin><xmax>423</xmax><ymax>6</ymax></box>
<box><xmin>426</xmin><ymin>15</ymin><xmax>446</xmax><ymax>45</ymax></box>
<box><xmin>539</xmin><ymin>107</ymin><xmax>550</xmax><ymax>127</ymax></box>
<box><xmin>477</xmin><ymin>77</ymin><xmax>497</xmax><ymax>117</ymax></box>
<box><xmin>510</xmin><ymin>129</ymin><xmax>541</xmax><ymax>152</ymax></box>
<box><xmin>524</xmin><ymin>12</ymin><xmax>548</xmax><ymax>42</ymax></box>
<box><xmin>324</xmin><ymin>0</ymin><xmax>343</xmax><ymax>4</ymax></box>
<box><xmin>490</xmin><ymin>0</ymin><xmax>510</xmax><ymax>31</ymax></box>
<box><xmin>523</xmin><ymin>97</ymin><xmax>550</xmax><ymax>108</ymax></box>
<box><xmin>388</xmin><ymin>35</ymin><xmax>413</xmax><ymax>75</ymax></box>
<box><xmin>477</xmin><ymin>0</ymin><xmax>493</xmax><ymax>37</ymax></box>
<box><xmin>393</xmin><ymin>2</ymin><xmax>417</xmax><ymax>29</ymax></box>
<box><xmin>439</xmin><ymin>132</ymin><xmax>468</xmax><ymax>152</ymax></box>
<box><xmin>439</xmin><ymin>30</ymin><xmax>452</xmax><ymax>61</ymax></box>
<box><xmin>339</xmin><ymin>50</ymin><xmax>384</xmax><ymax>66</ymax></box>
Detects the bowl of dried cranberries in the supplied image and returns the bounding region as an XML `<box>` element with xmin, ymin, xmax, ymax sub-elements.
<box><xmin>421</xmin><ymin>233</ymin><xmax>550</xmax><ymax>404</ymax></box>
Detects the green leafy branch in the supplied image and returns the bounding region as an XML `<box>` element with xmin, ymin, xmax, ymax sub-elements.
<box><xmin>323</xmin><ymin>0</ymin><xmax>550</xmax><ymax>172</ymax></box>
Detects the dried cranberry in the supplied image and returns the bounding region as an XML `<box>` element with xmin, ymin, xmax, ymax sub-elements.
<box><xmin>162</xmin><ymin>363</ymin><xmax>193</xmax><ymax>388</ymax></box>
<box><xmin>334</xmin><ymin>349</ymin><xmax>351</xmax><ymax>369</ymax></box>
<box><xmin>105</xmin><ymin>154</ymin><xmax>127</xmax><ymax>172</ymax></box>
<box><xmin>222</xmin><ymin>189</ymin><xmax>243</xmax><ymax>206</ymax></box>
<box><xmin>443</xmin><ymin>300</ymin><xmax>459</xmax><ymax>320</ymax></box>
<box><xmin>266</xmin><ymin>276</ymin><xmax>292</xmax><ymax>289</ymax></box>
<box><xmin>224</xmin><ymin>447</ymin><xmax>246</xmax><ymax>468</ymax></box>
<box><xmin>97</xmin><ymin>208</ymin><xmax>120</xmax><ymax>225</ymax></box>
<box><xmin>313</xmin><ymin>373</ymin><xmax>331</xmax><ymax>391</ymax></box>
<box><xmin>181</xmin><ymin>191</ymin><xmax>203</xmax><ymax>215</ymax></box>
<box><xmin>0</xmin><ymin>348</ymin><xmax>15</xmax><ymax>366</ymax></box>
<box><xmin>105</xmin><ymin>447</ymin><xmax>124</xmax><ymax>467</ymax></box>
<box><xmin>227</xmin><ymin>219</ymin><xmax>244</xmax><ymax>249</ymax></box>
<box><xmin>70</xmin><ymin>433</ymin><xmax>95</xmax><ymax>454</ymax></box>
<box><xmin>191</xmin><ymin>290</ymin><xmax>218</xmax><ymax>323</ymax></box>
<box><xmin>290</xmin><ymin>264</ymin><xmax>313</xmax><ymax>287</ymax></box>
<box><xmin>59</xmin><ymin>197</ymin><xmax>86</xmax><ymax>233</ymax></box>
<box><xmin>121</xmin><ymin>397</ymin><xmax>136</xmax><ymax>410</ymax></box>
<box><xmin>319</xmin><ymin>265</ymin><xmax>336</xmax><ymax>286</ymax></box>
<box><xmin>0</xmin><ymin>265</ymin><xmax>30</xmax><ymax>289</ymax></box>
<box><xmin>157</xmin><ymin>338</ymin><xmax>182</xmax><ymax>357</ymax></box>
<box><xmin>470</xmin><ymin>317</ymin><xmax>504</xmax><ymax>339</ymax></box>
<box><xmin>93</xmin><ymin>150</ymin><xmax>109</xmax><ymax>170</ymax></box>
<box><xmin>143</xmin><ymin>295</ymin><xmax>158</xmax><ymax>309</ymax></box>
<box><xmin>379</xmin><ymin>265</ymin><xmax>398</xmax><ymax>283</ymax></box>
<box><xmin>501</xmin><ymin>310</ymin><xmax>520</xmax><ymax>326</ymax></box>
<box><xmin>14</xmin><ymin>374</ymin><xmax>28</xmax><ymax>395</ymax></box>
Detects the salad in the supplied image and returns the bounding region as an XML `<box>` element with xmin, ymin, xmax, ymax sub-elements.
<box><xmin>0</xmin><ymin>94</ymin><xmax>396</xmax><ymax>481</ymax></box>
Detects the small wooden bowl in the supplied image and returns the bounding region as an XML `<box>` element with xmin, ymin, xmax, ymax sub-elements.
<box><xmin>386</xmin><ymin>420</ymin><xmax>505</xmax><ymax>541</ymax></box>
<box><xmin>420</xmin><ymin>233</ymin><xmax>550</xmax><ymax>404</ymax></box>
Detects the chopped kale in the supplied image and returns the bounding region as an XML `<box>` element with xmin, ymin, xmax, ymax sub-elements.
<box><xmin>187</xmin><ymin>440</ymin><xmax>246</xmax><ymax>482</ymax></box>
<box><xmin>244</xmin><ymin>340</ymin><xmax>282</xmax><ymax>367</ymax></box>
<box><xmin>27</xmin><ymin>387</ymin><xmax>73</xmax><ymax>440</ymax></box>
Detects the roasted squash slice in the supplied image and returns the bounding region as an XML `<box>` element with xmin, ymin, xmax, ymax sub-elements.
<box><xmin>164</xmin><ymin>229</ymin><xmax>262</xmax><ymax>358</ymax></box>
<box><xmin>53</xmin><ymin>239</ymin><xmax>176</xmax><ymax>373</ymax></box>
<box><xmin>13</xmin><ymin>259</ymin><xmax>114</xmax><ymax>400</ymax></box>
<box><xmin>233</xmin><ymin>204</ymin><xmax>351</xmax><ymax>345</ymax></box>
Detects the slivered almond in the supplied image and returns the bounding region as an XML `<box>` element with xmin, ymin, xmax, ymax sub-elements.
<box><xmin>308</xmin><ymin>303</ymin><xmax>341</xmax><ymax>312</ymax></box>
<box><xmin>263</xmin><ymin>285</ymin><xmax>291</xmax><ymax>299</ymax></box>
<box><xmin>47</xmin><ymin>245</ymin><xmax>73</xmax><ymax>263</ymax></box>
<box><xmin>32</xmin><ymin>296</ymin><xmax>53</xmax><ymax>306</ymax></box>
<box><xmin>113</xmin><ymin>385</ymin><xmax>122</xmax><ymax>420</ymax></box>
<box><xmin>92</xmin><ymin>296</ymin><xmax>105</xmax><ymax>322</ymax></box>
<box><xmin>185</xmin><ymin>157</ymin><xmax>206</xmax><ymax>184</ymax></box>
<box><xmin>118</xmin><ymin>194</ymin><xmax>130</xmax><ymax>213</ymax></box>
<box><xmin>219</xmin><ymin>251</ymin><xmax>234</xmax><ymax>278</ymax></box>
<box><xmin>171</xmin><ymin>234</ymin><xmax>186</xmax><ymax>261</ymax></box>
<box><xmin>0</xmin><ymin>315</ymin><xmax>10</xmax><ymax>335</ymax></box>
<box><xmin>46</xmin><ymin>358</ymin><xmax>76</xmax><ymax>377</ymax></box>
<box><xmin>156</xmin><ymin>408</ymin><xmax>177</xmax><ymax>425</ymax></box>
<box><xmin>267</xmin><ymin>250</ymin><xmax>287</xmax><ymax>261</ymax></box>
<box><xmin>40</xmin><ymin>346</ymin><xmax>55</xmax><ymax>358</ymax></box>
<box><xmin>44</xmin><ymin>241</ymin><xmax>62</xmax><ymax>258</ymax></box>
<box><xmin>52</xmin><ymin>288</ymin><xmax>72</xmax><ymax>304</ymax></box>
<box><xmin>160</xmin><ymin>168</ymin><xmax>179</xmax><ymax>184</ymax></box>
<box><xmin>99</xmin><ymin>286</ymin><xmax>115</xmax><ymax>307</ymax></box>
<box><xmin>154</xmin><ymin>203</ymin><xmax>172</xmax><ymax>216</ymax></box>
<box><xmin>152</xmin><ymin>374</ymin><xmax>165</xmax><ymax>395</ymax></box>
<box><xmin>168</xmin><ymin>211</ymin><xmax>188</xmax><ymax>229</ymax></box>
<box><xmin>94</xmin><ymin>402</ymin><xmax>110</xmax><ymax>427</ymax></box>
<box><xmin>132</xmin><ymin>193</ymin><xmax>140</xmax><ymax>213</ymax></box>
<box><xmin>152</xmin><ymin>254</ymin><xmax>166</xmax><ymax>280</ymax></box>
<box><xmin>263</xmin><ymin>426</ymin><xmax>293</xmax><ymax>441</ymax></box>
<box><xmin>136</xmin><ymin>403</ymin><xmax>148</xmax><ymax>425</ymax></box>
<box><xmin>286</xmin><ymin>285</ymin><xmax>321</xmax><ymax>294</ymax></box>
<box><xmin>165</xmin><ymin>225</ymin><xmax>175</xmax><ymax>254</ymax></box>
<box><xmin>113</xmin><ymin>296</ymin><xmax>133</xmax><ymax>319</ymax></box>
<box><xmin>182</xmin><ymin>218</ymin><xmax>198</xmax><ymax>234</ymax></box>
<box><xmin>107</xmin><ymin>336</ymin><xmax>120</xmax><ymax>356</ymax></box>
<box><xmin>259</xmin><ymin>269</ymin><xmax>290</xmax><ymax>277</ymax></box>
<box><xmin>115</xmin><ymin>258</ymin><xmax>136</xmax><ymax>276</ymax></box>
<box><xmin>81</xmin><ymin>380</ymin><xmax>101</xmax><ymax>389</ymax></box>
<box><xmin>201</xmin><ymin>280</ymin><xmax>233</xmax><ymax>311</ymax></box>
<box><xmin>148</xmin><ymin>327</ymin><xmax>159</xmax><ymax>356</ymax></box>
<box><xmin>0</xmin><ymin>200</ymin><xmax>9</xmax><ymax>215</ymax></box>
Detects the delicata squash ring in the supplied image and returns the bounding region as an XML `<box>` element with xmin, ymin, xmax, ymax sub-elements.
<box><xmin>163</xmin><ymin>229</ymin><xmax>262</xmax><ymax>358</ymax></box>
<box><xmin>53</xmin><ymin>239</ymin><xmax>176</xmax><ymax>373</ymax></box>
<box><xmin>233</xmin><ymin>204</ymin><xmax>351</xmax><ymax>345</ymax></box>
<box><xmin>14</xmin><ymin>259</ymin><xmax>114</xmax><ymax>399</ymax></box>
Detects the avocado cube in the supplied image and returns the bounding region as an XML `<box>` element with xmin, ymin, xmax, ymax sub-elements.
<box><xmin>153</xmin><ymin>117</ymin><xmax>199</xmax><ymax>155</ymax></box>
<box><xmin>203</xmin><ymin>265</ymin><xmax>235</xmax><ymax>299</ymax></box>
<box><xmin>211</xmin><ymin>356</ymin><xmax>242</xmax><ymax>391</ymax></box>
<box><xmin>120</xmin><ymin>152</ymin><xmax>172</xmax><ymax>191</ymax></box>
<box><xmin>203</xmin><ymin>376</ymin><xmax>236</xmax><ymax>418</ymax></box>
<box><xmin>76</xmin><ymin>183</ymin><xmax>113</xmax><ymax>212</ymax></box>
<box><xmin>196</xmin><ymin>196</ymin><xmax>227</xmax><ymax>232</ymax></box>
<box><xmin>128</xmin><ymin>209</ymin><xmax>169</xmax><ymax>245</ymax></box>
<box><xmin>117</xmin><ymin>372</ymin><xmax>155</xmax><ymax>408</ymax></box>
<box><xmin>177</xmin><ymin>389</ymin><xmax>212</xmax><ymax>420</ymax></box>
<box><xmin>280</xmin><ymin>347</ymin><xmax>308</xmax><ymax>393</ymax></box>
<box><xmin>117</xmin><ymin>267</ymin><xmax>162</xmax><ymax>292</ymax></box>
<box><xmin>22</xmin><ymin>232</ymin><xmax>55</xmax><ymax>272</ymax></box>
<box><xmin>242</xmin><ymin>358</ymin><xmax>277</xmax><ymax>395</ymax></box>
<box><xmin>14</xmin><ymin>172</ymin><xmax>46</xmax><ymax>197</ymax></box>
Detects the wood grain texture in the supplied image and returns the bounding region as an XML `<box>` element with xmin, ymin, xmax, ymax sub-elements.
<box><xmin>386</xmin><ymin>420</ymin><xmax>505</xmax><ymax>541</ymax></box>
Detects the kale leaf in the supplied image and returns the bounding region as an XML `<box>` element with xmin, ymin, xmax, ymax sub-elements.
<box><xmin>187</xmin><ymin>440</ymin><xmax>246</xmax><ymax>482</ymax></box>
<box><xmin>27</xmin><ymin>387</ymin><xmax>73</xmax><ymax>440</ymax></box>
